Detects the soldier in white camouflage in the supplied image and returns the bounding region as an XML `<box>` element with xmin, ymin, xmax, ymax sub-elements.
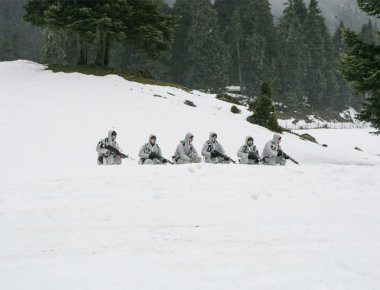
<box><xmin>173</xmin><ymin>132</ymin><xmax>202</xmax><ymax>164</ymax></box>
<box><xmin>237</xmin><ymin>136</ymin><xmax>260</xmax><ymax>165</ymax></box>
<box><xmin>262</xmin><ymin>134</ymin><xmax>287</xmax><ymax>166</ymax></box>
<box><xmin>138</xmin><ymin>134</ymin><xmax>164</xmax><ymax>165</ymax></box>
<box><xmin>201</xmin><ymin>132</ymin><xmax>231</xmax><ymax>164</ymax></box>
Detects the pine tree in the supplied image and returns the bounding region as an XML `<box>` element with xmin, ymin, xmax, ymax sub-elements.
<box><xmin>321</xmin><ymin>24</ymin><xmax>339</xmax><ymax>109</ymax></box>
<box><xmin>24</xmin><ymin>0</ymin><xmax>175</xmax><ymax>66</ymax></box>
<box><xmin>332</xmin><ymin>21</ymin><xmax>353</xmax><ymax>110</ymax></box>
<box><xmin>304</xmin><ymin>0</ymin><xmax>326</xmax><ymax>108</ymax></box>
<box><xmin>360</xmin><ymin>20</ymin><xmax>377</xmax><ymax>44</ymax></box>
<box><xmin>183</xmin><ymin>0</ymin><xmax>229</xmax><ymax>91</ymax></box>
<box><xmin>339</xmin><ymin>0</ymin><xmax>380</xmax><ymax>133</ymax></box>
<box><xmin>247</xmin><ymin>80</ymin><xmax>282</xmax><ymax>132</ymax></box>
<box><xmin>237</xmin><ymin>0</ymin><xmax>277</xmax><ymax>96</ymax></box>
<box><xmin>276</xmin><ymin>0</ymin><xmax>308</xmax><ymax>104</ymax></box>
<box><xmin>170</xmin><ymin>0</ymin><xmax>193</xmax><ymax>84</ymax></box>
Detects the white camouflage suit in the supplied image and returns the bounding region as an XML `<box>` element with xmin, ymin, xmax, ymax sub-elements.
<box><xmin>262</xmin><ymin>134</ymin><xmax>286</xmax><ymax>166</ymax></box>
<box><xmin>96</xmin><ymin>130</ymin><xmax>123</xmax><ymax>165</ymax></box>
<box><xmin>173</xmin><ymin>133</ymin><xmax>202</xmax><ymax>164</ymax></box>
<box><xmin>138</xmin><ymin>135</ymin><xmax>163</xmax><ymax>165</ymax></box>
<box><xmin>237</xmin><ymin>136</ymin><xmax>259</xmax><ymax>165</ymax></box>
<box><xmin>201</xmin><ymin>132</ymin><xmax>230</xmax><ymax>164</ymax></box>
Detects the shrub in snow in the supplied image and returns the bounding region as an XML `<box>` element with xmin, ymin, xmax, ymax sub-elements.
<box><xmin>231</xmin><ymin>105</ymin><xmax>241</xmax><ymax>114</ymax></box>
<box><xmin>184</xmin><ymin>100</ymin><xmax>196</xmax><ymax>107</ymax></box>
<box><xmin>247</xmin><ymin>81</ymin><xmax>282</xmax><ymax>133</ymax></box>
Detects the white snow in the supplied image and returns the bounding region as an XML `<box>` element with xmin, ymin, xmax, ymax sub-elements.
<box><xmin>1</xmin><ymin>60</ymin><xmax>380</xmax><ymax>290</ymax></box>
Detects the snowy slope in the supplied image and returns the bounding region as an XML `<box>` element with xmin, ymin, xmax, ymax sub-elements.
<box><xmin>0</xmin><ymin>60</ymin><xmax>378</xmax><ymax>168</ymax></box>
<box><xmin>1</xmin><ymin>60</ymin><xmax>380</xmax><ymax>290</ymax></box>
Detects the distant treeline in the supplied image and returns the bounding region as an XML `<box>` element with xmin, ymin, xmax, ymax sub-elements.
<box><xmin>0</xmin><ymin>0</ymin><xmax>378</xmax><ymax>111</ymax></box>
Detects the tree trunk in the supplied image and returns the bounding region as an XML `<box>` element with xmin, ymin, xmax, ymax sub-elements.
<box><xmin>76</xmin><ymin>33</ymin><xmax>87</xmax><ymax>65</ymax></box>
<box><xmin>96</xmin><ymin>31</ymin><xmax>110</xmax><ymax>66</ymax></box>
<box><xmin>236</xmin><ymin>40</ymin><xmax>243</xmax><ymax>94</ymax></box>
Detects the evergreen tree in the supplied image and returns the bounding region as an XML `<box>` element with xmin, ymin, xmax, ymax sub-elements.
<box><xmin>237</xmin><ymin>0</ymin><xmax>277</xmax><ymax>95</ymax></box>
<box><xmin>183</xmin><ymin>0</ymin><xmax>229</xmax><ymax>90</ymax></box>
<box><xmin>276</xmin><ymin>0</ymin><xmax>308</xmax><ymax>104</ymax></box>
<box><xmin>304</xmin><ymin>0</ymin><xmax>326</xmax><ymax>108</ymax></box>
<box><xmin>247</xmin><ymin>80</ymin><xmax>281</xmax><ymax>132</ymax></box>
<box><xmin>293</xmin><ymin>0</ymin><xmax>308</xmax><ymax>26</ymax></box>
<box><xmin>214</xmin><ymin>0</ymin><xmax>237</xmax><ymax>33</ymax></box>
<box><xmin>24</xmin><ymin>0</ymin><xmax>175</xmax><ymax>66</ymax></box>
<box><xmin>360</xmin><ymin>20</ymin><xmax>377</xmax><ymax>44</ymax></box>
<box><xmin>321</xmin><ymin>23</ymin><xmax>339</xmax><ymax>109</ymax></box>
<box><xmin>332</xmin><ymin>21</ymin><xmax>354</xmax><ymax>110</ymax></box>
<box><xmin>170</xmin><ymin>0</ymin><xmax>193</xmax><ymax>84</ymax></box>
<box><xmin>339</xmin><ymin>0</ymin><xmax>380</xmax><ymax>133</ymax></box>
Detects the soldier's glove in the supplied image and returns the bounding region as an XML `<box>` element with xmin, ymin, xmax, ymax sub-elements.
<box><xmin>149</xmin><ymin>152</ymin><xmax>159</xmax><ymax>159</ymax></box>
<box><xmin>277</xmin><ymin>149</ymin><xmax>283</xmax><ymax>157</ymax></box>
<box><xmin>211</xmin><ymin>151</ymin><xmax>221</xmax><ymax>158</ymax></box>
<box><xmin>223</xmin><ymin>156</ymin><xmax>230</xmax><ymax>161</ymax></box>
<box><xmin>284</xmin><ymin>155</ymin><xmax>290</xmax><ymax>160</ymax></box>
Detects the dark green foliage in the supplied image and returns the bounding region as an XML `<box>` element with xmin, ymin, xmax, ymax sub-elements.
<box><xmin>24</xmin><ymin>0</ymin><xmax>175</xmax><ymax>66</ymax></box>
<box><xmin>339</xmin><ymin>1</ymin><xmax>380</xmax><ymax>134</ymax></box>
<box><xmin>215</xmin><ymin>0</ymin><xmax>276</xmax><ymax>95</ymax></box>
<box><xmin>247</xmin><ymin>81</ymin><xmax>282</xmax><ymax>132</ymax></box>
<box><xmin>357</xmin><ymin>0</ymin><xmax>380</xmax><ymax>17</ymax></box>
<box><xmin>300</xmin><ymin>133</ymin><xmax>317</xmax><ymax>143</ymax></box>
<box><xmin>215</xmin><ymin>93</ymin><xmax>244</xmax><ymax>105</ymax></box>
<box><xmin>332</xmin><ymin>21</ymin><xmax>354</xmax><ymax>110</ymax></box>
<box><xmin>276</xmin><ymin>0</ymin><xmax>308</xmax><ymax>104</ymax></box>
<box><xmin>184</xmin><ymin>100</ymin><xmax>196</xmax><ymax>107</ymax></box>
<box><xmin>171</xmin><ymin>0</ymin><xmax>228</xmax><ymax>91</ymax></box>
<box><xmin>230</xmin><ymin>105</ymin><xmax>241</xmax><ymax>114</ymax></box>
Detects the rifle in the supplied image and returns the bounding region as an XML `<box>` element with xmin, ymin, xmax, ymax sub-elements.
<box><xmin>105</xmin><ymin>145</ymin><xmax>128</xmax><ymax>159</ymax></box>
<box><xmin>281</xmin><ymin>151</ymin><xmax>300</xmax><ymax>165</ymax></box>
<box><xmin>213</xmin><ymin>150</ymin><xmax>236</xmax><ymax>164</ymax></box>
<box><xmin>160</xmin><ymin>157</ymin><xmax>174</xmax><ymax>165</ymax></box>
<box><xmin>259</xmin><ymin>158</ymin><xmax>270</xmax><ymax>165</ymax></box>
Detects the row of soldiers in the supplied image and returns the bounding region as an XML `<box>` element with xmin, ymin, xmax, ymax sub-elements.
<box><xmin>96</xmin><ymin>130</ymin><xmax>290</xmax><ymax>166</ymax></box>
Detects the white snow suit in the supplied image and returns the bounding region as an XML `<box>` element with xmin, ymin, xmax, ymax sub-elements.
<box><xmin>262</xmin><ymin>134</ymin><xmax>286</xmax><ymax>166</ymax></box>
<box><xmin>96</xmin><ymin>130</ymin><xmax>123</xmax><ymax>165</ymax></box>
<box><xmin>201</xmin><ymin>132</ymin><xmax>230</xmax><ymax>164</ymax></box>
<box><xmin>173</xmin><ymin>132</ymin><xmax>202</xmax><ymax>164</ymax></box>
<box><xmin>138</xmin><ymin>135</ymin><xmax>163</xmax><ymax>165</ymax></box>
<box><xmin>237</xmin><ymin>136</ymin><xmax>259</xmax><ymax>165</ymax></box>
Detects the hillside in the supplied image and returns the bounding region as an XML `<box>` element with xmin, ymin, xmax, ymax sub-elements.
<box><xmin>1</xmin><ymin>60</ymin><xmax>380</xmax><ymax>290</ymax></box>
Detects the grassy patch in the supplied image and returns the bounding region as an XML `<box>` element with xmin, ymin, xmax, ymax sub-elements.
<box><xmin>216</xmin><ymin>93</ymin><xmax>245</xmax><ymax>105</ymax></box>
<box><xmin>47</xmin><ymin>64</ymin><xmax>191</xmax><ymax>91</ymax></box>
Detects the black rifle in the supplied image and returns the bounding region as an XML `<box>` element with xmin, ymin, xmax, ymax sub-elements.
<box><xmin>259</xmin><ymin>158</ymin><xmax>270</xmax><ymax>165</ymax></box>
<box><xmin>105</xmin><ymin>145</ymin><xmax>128</xmax><ymax>159</ymax></box>
<box><xmin>160</xmin><ymin>157</ymin><xmax>174</xmax><ymax>165</ymax></box>
<box><xmin>281</xmin><ymin>151</ymin><xmax>300</xmax><ymax>165</ymax></box>
<box><xmin>213</xmin><ymin>151</ymin><xmax>236</xmax><ymax>164</ymax></box>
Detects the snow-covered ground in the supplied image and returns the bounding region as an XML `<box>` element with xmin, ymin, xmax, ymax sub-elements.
<box><xmin>1</xmin><ymin>60</ymin><xmax>380</xmax><ymax>290</ymax></box>
<box><xmin>278</xmin><ymin>107</ymin><xmax>368</xmax><ymax>130</ymax></box>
